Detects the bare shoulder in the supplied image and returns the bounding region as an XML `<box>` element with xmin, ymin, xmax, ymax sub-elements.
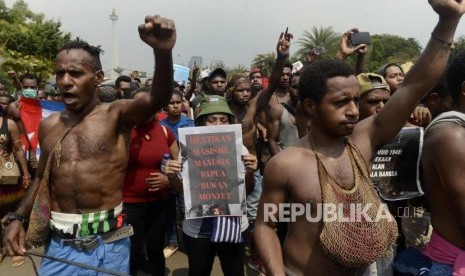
<box><xmin>426</xmin><ymin>122</ymin><xmax>465</xmax><ymax>138</ymax></box>
<box><xmin>6</xmin><ymin>117</ymin><xmax>17</xmax><ymax>128</ymax></box>
<box><xmin>262</xmin><ymin>145</ymin><xmax>310</xmax><ymax>201</ymax></box>
<box><xmin>40</xmin><ymin>112</ymin><xmax>61</xmax><ymax>132</ymax></box>
<box><xmin>424</xmin><ymin>122</ymin><xmax>465</xmax><ymax>156</ymax></box>
<box><xmin>264</xmin><ymin>139</ymin><xmax>321</xmax><ymax>204</ymax></box>
<box><xmin>270</xmin><ymin>103</ymin><xmax>284</xmax><ymax>118</ymax></box>
<box><xmin>264</xmin><ymin>140</ymin><xmax>315</xmax><ymax>186</ymax></box>
<box><xmin>7</xmin><ymin>101</ymin><xmax>20</xmax><ymax>119</ymax></box>
<box><xmin>106</xmin><ymin>98</ymin><xmax>128</xmax><ymax>110</ymax></box>
<box><xmin>38</xmin><ymin>112</ymin><xmax>62</xmax><ymax>140</ymax></box>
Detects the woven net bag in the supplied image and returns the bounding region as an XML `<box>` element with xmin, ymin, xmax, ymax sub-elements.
<box><xmin>25</xmin><ymin>151</ymin><xmax>55</xmax><ymax>248</ymax></box>
<box><xmin>317</xmin><ymin>142</ymin><xmax>398</xmax><ymax>268</ymax></box>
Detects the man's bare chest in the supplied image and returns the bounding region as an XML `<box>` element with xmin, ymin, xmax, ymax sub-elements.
<box><xmin>290</xmin><ymin>156</ymin><xmax>355</xmax><ymax>204</ymax></box>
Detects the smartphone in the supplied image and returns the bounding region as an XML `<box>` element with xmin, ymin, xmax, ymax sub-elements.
<box><xmin>350</xmin><ymin>32</ymin><xmax>371</xmax><ymax>45</ymax></box>
<box><xmin>312</xmin><ymin>46</ymin><xmax>326</xmax><ymax>55</ymax></box>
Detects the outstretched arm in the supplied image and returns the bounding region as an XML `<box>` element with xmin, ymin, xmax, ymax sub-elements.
<box><xmin>354</xmin><ymin>0</ymin><xmax>465</xmax><ymax>153</ymax></box>
<box><xmin>121</xmin><ymin>15</ymin><xmax>176</xmax><ymax>126</ymax></box>
<box><xmin>185</xmin><ymin>65</ymin><xmax>199</xmax><ymax>101</ymax></box>
<box><xmin>242</xmin><ymin>29</ymin><xmax>293</xmax><ymax>148</ymax></box>
<box><xmin>7</xmin><ymin>70</ymin><xmax>22</xmax><ymax>91</ymax></box>
<box><xmin>254</xmin><ymin>29</ymin><xmax>293</xmax><ymax>114</ymax></box>
<box><xmin>355</xmin><ymin>47</ymin><xmax>367</xmax><ymax>75</ymax></box>
<box><xmin>335</xmin><ymin>28</ymin><xmax>367</xmax><ymax>62</ymax></box>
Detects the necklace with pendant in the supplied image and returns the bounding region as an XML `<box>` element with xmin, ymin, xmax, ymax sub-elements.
<box><xmin>144</xmin><ymin>133</ymin><xmax>151</xmax><ymax>141</ymax></box>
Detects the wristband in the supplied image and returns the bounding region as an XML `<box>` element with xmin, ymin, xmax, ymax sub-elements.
<box><xmin>277</xmin><ymin>52</ymin><xmax>288</xmax><ymax>60</ymax></box>
<box><xmin>431</xmin><ymin>33</ymin><xmax>453</xmax><ymax>47</ymax></box>
<box><xmin>2</xmin><ymin>212</ymin><xmax>26</xmax><ymax>226</ymax></box>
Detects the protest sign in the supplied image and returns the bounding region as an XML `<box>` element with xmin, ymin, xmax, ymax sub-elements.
<box><xmin>292</xmin><ymin>61</ymin><xmax>303</xmax><ymax>73</ymax></box>
<box><xmin>178</xmin><ymin>124</ymin><xmax>246</xmax><ymax>219</ymax></box>
<box><xmin>371</xmin><ymin>127</ymin><xmax>424</xmax><ymax>201</ymax></box>
<box><xmin>173</xmin><ymin>64</ymin><xmax>190</xmax><ymax>86</ymax></box>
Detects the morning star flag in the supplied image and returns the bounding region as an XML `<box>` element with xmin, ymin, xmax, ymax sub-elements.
<box><xmin>19</xmin><ymin>97</ymin><xmax>65</xmax><ymax>157</ymax></box>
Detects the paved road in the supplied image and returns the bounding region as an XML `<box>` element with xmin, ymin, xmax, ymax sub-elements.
<box><xmin>0</xmin><ymin>246</ymin><xmax>261</xmax><ymax>275</ymax></box>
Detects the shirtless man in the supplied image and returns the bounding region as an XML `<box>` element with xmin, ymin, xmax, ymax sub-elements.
<box><xmin>254</xmin><ymin>1</ymin><xmax>465</xmax><ymax>275</ymax></box>
<box><xmin>2</xmin><ymin>14</ymin><xmax>175</xmax><ymax>274</ymax></box>
<box><xmin>421</xmin><ymin>49</ymin><xmax>465</xmax><ymax>274</ymax></box>
<box><xmin>268</xmin><ymin>73</ymin><xmax>299</xmax><ymax>156</ymax></box>
<box><xmin>268</xmin><ymin>62</ymin><xmax>292</xmax><ymax>110</ymax></box>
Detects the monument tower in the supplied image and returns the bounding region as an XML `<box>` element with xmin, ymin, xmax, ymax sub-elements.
<box><xmin>109</xmin><ymin>8</ymin><xmax>119</xmax><ymax>80</ymax></box>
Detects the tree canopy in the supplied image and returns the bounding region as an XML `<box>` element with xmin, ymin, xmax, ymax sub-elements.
<box><xmin>251</xmin><ymin>52</ymin><xmax>277</xmax><ymax>77</ymax></box>
<box><xmin>449</xmin><ymin>35</ymin><xmax>465</xmax><ymax>63</ymax></box>
<box><xmin>0</xmin><ymin>0</ymin><xmax>71</xmax><ymax>91</ymax></box>
<box><xmin>366</xmin><ymin>34</ymin><xmax>422</xmax><ymax>72</ymax></box>
<box><xmin>295</xmin><ymin>26</ymin><xmax>340</xmax><ymax>61</ymax></box>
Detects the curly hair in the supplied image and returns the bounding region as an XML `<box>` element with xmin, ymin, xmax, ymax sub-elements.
<box><xmin>299</xmin><ymin>59</ymin><xmax>355</xmax><ymax>104</ymax></box>
<box><xmin>447</xmin><ymin>51</ymin><xmax>465</xmax><ymax>102</ymax></box>
<box><xmin>59</xmin><ymin>38</ymin><xmax>104</xmax><ymax>71</ymax></box>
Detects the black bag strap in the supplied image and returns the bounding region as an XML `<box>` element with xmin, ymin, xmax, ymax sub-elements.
<box><xmin>280</xmin><ymin>102</ymin><xmax>296</xmax><ymax>117</ymax></box>
<box><xmin>26</xmin><ymin>250</ymin><xmax>130</xmax><ymax>276</ymax></box>
<box><xmin>1</xmin><ymin>115</ymin><xmax>7</xmax><ymax>131</ymax></box>
<box><xmin>0</xmin><ymin>116</ymin><xmax>12</xmax><ymax>153</ymax></box>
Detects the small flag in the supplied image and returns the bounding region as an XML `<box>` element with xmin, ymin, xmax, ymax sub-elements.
<box><xmin>19</xmin><ymin>97</ymin><xmax>65</xmax><ymax>158</ymax></box>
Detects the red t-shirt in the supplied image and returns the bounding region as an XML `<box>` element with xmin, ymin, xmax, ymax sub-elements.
<box><xmin>122</xmin><ymin>121</ymin><xmax>176</xmax><ymax>203</ymax></box>
<box><xmin>156</xmin><ymin>112</ymin><xmax>167</xmax><ymax>121</ymax></box>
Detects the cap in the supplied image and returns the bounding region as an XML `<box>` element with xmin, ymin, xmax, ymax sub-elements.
<box><xmin>251</xmin><ymin>67</ymin><xmax>261</xmax><ymax>73</ymax></box>
<box><xmin>357</xmin><ymin>73</ymin><xmax>391</xmax><ymax>96</ymax></box>
<box><xmin>208</xmin><ymin>68</ymin><xmax>227</xmax><ymax>81</ymax></box>
<box><xmin>196</xmin><ymin>95</ymin><xmax>234</xmax><ymax>119</ymax></box>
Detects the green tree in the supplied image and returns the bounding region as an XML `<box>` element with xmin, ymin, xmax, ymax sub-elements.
<box><xmin>251</xmin><ymin>52</ymin><xmax>276</xmax><ymax>77</ymax></box>
<box><xmin>366</xmin><ymin>34</ymin><xmax>421</xmax><ymax>72</ymax></box>
<box><xmin>295</xmin><ymin>26</ymin><xmax>340</xmax><ymax>61</ymax></box>
<box><xmin>450</xmin><ymin>35</ymin><xmax>465</xmax><ymax>62</ymax></box>
<box><xmin>0</xmin><ymin>0</ymin><xmax>71</xmax><ymax>91</ymax></box>
<box><xmin>249</xmin><ymin>54</ymin><xmax>302</xmax><ymax>77</ymax></box>
<box><xmin>226</xmin><ymin>64</ymin><xmax>247</xmax><ymax>79</ymax></box>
